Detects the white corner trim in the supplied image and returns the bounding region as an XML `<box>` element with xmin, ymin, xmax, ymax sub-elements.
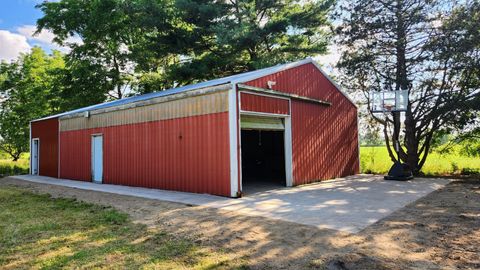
<box><xmin>228</xmin><ymin>83</ymin><xmax>239</xmax><ymax>197</ymax></box>
<box><xmin>284</xmin><ymin>115</ymin><xmax>294</xmax><ymax>187</ymax></box>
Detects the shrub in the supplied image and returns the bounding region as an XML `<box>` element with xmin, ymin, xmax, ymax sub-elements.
<box><xmin>0</xmin><ymin>163</ymin><xmax>29</xmax><ymax>176</ymax></box>
<box><xmin>450</xmin><ymin>162</ymin><xmax>459</xmax><ymax>173</ymax></box>
<box><xmin>461</xmin><ymin>167</ymin><xmax>480</xmax><ymax>175</ymax></box>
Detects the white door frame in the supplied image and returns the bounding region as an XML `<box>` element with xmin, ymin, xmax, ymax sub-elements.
<box><xmin>31</xmin><ymin>138</ymin><xmax>40</xmax><ymax>175</ymax></box>
<box><xmin>91</xmin><ymin>134</ymin><xmax>103</xmax><ymax>183</ymax></box>
<box><xmin>237</xmin><ymin>91</ymin><xmax>294</xmax><ymax>194</ymax></box>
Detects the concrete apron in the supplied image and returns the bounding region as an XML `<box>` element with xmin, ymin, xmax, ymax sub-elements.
<box><xmin>9</xmin><ymin>174</ymin><xmax>450</xmax><ymax>233</ymax></box>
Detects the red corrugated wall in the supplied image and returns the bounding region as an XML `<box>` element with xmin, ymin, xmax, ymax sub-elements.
<box><xmin>240</xmin><ymin>92</ymin><xmax>290</xmax><ymax>115</ymax></box>
<box><xmin>59</xmin><ymin>112</ymin><xmax>231</xmax><ymax>196</ymax></box>
<box><xmin>244</xmin><ymin>63</ymin><xmax>359</xmax><ymax>185</ymax></box>
<box><xmin>31</xmin><ymin>118</ymin><xmax>59</xmax><ymax>178</ymax></box>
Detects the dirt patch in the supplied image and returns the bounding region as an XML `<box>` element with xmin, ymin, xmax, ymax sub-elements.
<box><xmin>1</xmin><ymin>177</ymin><xmax>479</xmax><ymax>269</ymax></box>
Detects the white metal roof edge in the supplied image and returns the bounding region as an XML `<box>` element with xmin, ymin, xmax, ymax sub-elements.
<box><xmin>31</xmin><ymin>57</ymin><xmax>355</xmax><ymax>122</ymax></box>
<box><xmin>309</xmin><ymin>61</ymin><xmax>358</xmax><ymax>108</ymax></box>
<box><xmin>230</xmin><ymin>58</ymin><xmax>313</xmax><ymax>84</ymax></box>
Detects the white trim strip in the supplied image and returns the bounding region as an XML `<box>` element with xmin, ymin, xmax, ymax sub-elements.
<box><xmin>237</xmin><ymin>110</ymin><xmax>294</xmax><ymax>188</ymax></box>
<box><xmin>228</xmin><ymin>84</ymin><xmax>239</xmax><ymax>197</ymax></box>
<box><xmin>237</xmin><ymin>84</ymin><xmax>331</xmax><ymax>105</ymax></box>
<box><xmin>239</xmin><ymin>111</ymin><xmax>289</xmax><ymax>117</ymax></box>
<box><xmin>284</xmin><ymin>115</ymin><xmax>294</xmax><ymax>187</ymax></box>
<box><xmin>309</xmin><ymin>60</ymin><xmax>357</xmax><ymax>108</ymax></box>
<box><xmin>239</xmin><ymin>90</ymin><xmax>291</xmax><ymax>101</ymax></box>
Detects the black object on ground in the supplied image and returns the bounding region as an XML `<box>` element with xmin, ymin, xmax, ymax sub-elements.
<box><xmin>384</xmin><ymin>162</ymin><xmax>414</xmax><ymax>181</ymax></box>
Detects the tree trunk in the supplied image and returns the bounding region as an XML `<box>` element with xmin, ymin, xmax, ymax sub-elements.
<box><xmin>403</xmin><ymin>103</ymin><xmax>421</xmax><ymax>174</ymax></box>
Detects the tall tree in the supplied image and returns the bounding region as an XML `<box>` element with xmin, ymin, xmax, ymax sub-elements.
<box><xmin>36</xmin><ymin>0</ymin><xmax>144</xmax><ymax>99</ymax></box>
<box><xmin>0</xmin><ymin>48</ymin><xmax>65</xmax><ymax>160</ymax></box>
<box><xmin>337</xmin><ymin>0</ymin><xmax>480</xmax><ymax>174</ymax></box>
<box><xmin>36</xmin><ymin>0</ymin><xmax>334</xmax><ymax>95</ymax></box>
<box><xmin>162</xmin><ymin>0</ymin><xmax>334</xmax><ymax>85</ymax></box>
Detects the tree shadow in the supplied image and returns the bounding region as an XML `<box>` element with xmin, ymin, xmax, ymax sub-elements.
<box><xmin>1</xmin><ymin>177</ymin><xmax>478</xmax><ymax>269</ymax></box>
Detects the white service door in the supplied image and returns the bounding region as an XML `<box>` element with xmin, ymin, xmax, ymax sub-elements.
<box><xmin>92</xmin><ymin>135</ymin><xmax>103</xmax><ymax>183</ymax></box>
<box><xmin>31</xmin><ymin>139</ymin><xmax>39</xmax><ymax>175</ymax></box>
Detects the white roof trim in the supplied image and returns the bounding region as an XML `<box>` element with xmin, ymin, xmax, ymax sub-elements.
<box><xmin>231</xmin><ymin>58</ymin><xmax>313</xmax><ymax>84</ymax></box>
<box><xmin>309</xmin><ymin>60</ymin><xmax>357</xmax><ymax>108</ymax></box>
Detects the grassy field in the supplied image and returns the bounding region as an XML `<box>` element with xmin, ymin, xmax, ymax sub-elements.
<box><xmin>361</xmin><ymin>146</ymin><xmax>480</xmax><ymax>176</ymax></box>
<box><xmin>1</xmin><ymin>145</ymin><xmax>479</xmax><ymax>177</ymax></box>
<box><xmin>0</xmin><ymin>153</ymin><xmax>29</xmax><ymax>176</ymax></box>
<box><xmin>0</xmin><ymin>186</ymin><xmax>245</xmax><ymax>269</ymax></box>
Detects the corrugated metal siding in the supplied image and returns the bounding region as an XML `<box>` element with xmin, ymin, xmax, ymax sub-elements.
<box><xmin>240</xmin><ymin>92</ymin><xmax>290</xmax><ymax>115</ymax></box>
<box><xmin>59</xmin><ymin>112</ymin><xmax>231</xmax><ymax>196</ymax></box>
<box><xmin>61</xmin><ymin>91</ymin><xmax>228</xmax><ymax>132</ymax></box>
<box><xmin>244</xmin><ymin>63</ymin><xmax>359</xmax><ymax>185</ymax></box>
<box><xmin>290</xmin><ymin>101</ymin><xmax>359</xmax><ymax>184</ymax></box>
<box><xmin>31</xmin><ymin>118</ymin><xmax>59</xmax><ymax>178</ymax></box>
<box><xmin>245</xmin><ymin>63</ymin><xmax>347</xmax><ymax>101</ymax></box>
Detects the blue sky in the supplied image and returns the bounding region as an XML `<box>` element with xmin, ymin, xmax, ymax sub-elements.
<box><xmin>0</xmin><ymin>0</ymin><xmax>42</xmax><ymax>30</ymax></box>
<box><xmin>0</xmin><ymin>0</ymin><xmax>78</xmax><ymax>62</ymax></box>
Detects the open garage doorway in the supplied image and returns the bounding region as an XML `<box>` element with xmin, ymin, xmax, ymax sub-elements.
<box><xmin>240</xmin><ymin>116</ymin><xmax>287</xmax><ymax>195</ymax></box>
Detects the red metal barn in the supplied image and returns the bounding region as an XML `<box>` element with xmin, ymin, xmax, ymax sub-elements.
<box><xmin>30</xmin><ymin>58</ymin><xmax>359</xmax><ymax>197</ymax></box>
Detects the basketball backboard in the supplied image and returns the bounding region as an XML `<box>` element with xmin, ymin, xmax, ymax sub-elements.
<box><xmin>369</xmin><ymin>90</ymin><xmax>408</xmax><ymax>113</ymax></box>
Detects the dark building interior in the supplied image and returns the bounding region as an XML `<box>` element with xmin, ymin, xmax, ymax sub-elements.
<box><xmin>241</xmin><ymin>129</ymin><xmax>286</xmax><ymax>194</ymax></box>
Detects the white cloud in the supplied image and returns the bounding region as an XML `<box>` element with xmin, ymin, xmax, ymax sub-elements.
<box><xmin>17</xmin><ymin>25</ymin><xmax>56</xmax><ymax>44</ymax></box>
<box><xmin>0</xmin><ymin>30</ymin><xmax>31</xmax><ymax>62</ymax></box>
<box><xmin>16</xmin><ymin>24</ymin><xmax>82</xmax><ymax>53</ymax></box>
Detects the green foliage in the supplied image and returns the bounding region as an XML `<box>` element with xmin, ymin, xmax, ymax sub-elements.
<box><xmin>36</xmin><ymin>0</ymin><xmax>334</xmax><ymax>94</ymax></box>
<box><xmin>0</xmin><ymin>153</ymin><xmax>29</xmax><ymax>176</ymax></box>
<box><xmin>161</xmin><ymin>0</ymin><xmax>334</xmax><ymax>85</ymax></box>
<box><xmin>361</xmin><ymin>146</ymin><xmax>480</xmax><ymax>176</ymax></box>
<box><xmin>37</xmin><ymin>0</ymin><xmax>138</xmax><ymax>99</ymax></box>
<box><xmin>337</xmin><ymin>0</ymin><xmax>480</xmax><ymax>174</ymax></box>
<box><xmin>461</xmin><ymin>167</ymin><xmax>480</xmax><ymax>176</ymax></box>
<box><xmin>459</xmin><ymin>140</ymin><xmax>480</xmax><ymax>158</ymax></box>
<box><xmin>0</xmin><ymin>47</ymin><xmax>110</xmax><ymax>161</ymax></box>
<box><xmin>0</xmin><ymin>186</ymin><xmax>246</xmax><ymax>269</ymax></box>
<box><xmin>0</xmin><ymin>164</ymin><xmax>29</xmax><ymax>176</ymax></box>
<box><xmin>0</xmin><ymin>1</ymin><xmax>334</xmax><ymax>160</ymax></box>
<box><xmin>0</xmin><ymin>48</ymin><xmax>65</xmax><ymax>161</ymax></box>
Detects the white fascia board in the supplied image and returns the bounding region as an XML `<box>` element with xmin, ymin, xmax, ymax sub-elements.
<box><xmin>231</xmin><ymin>58</ymin><xmax>314</xmax><ymax>85</ymax></box>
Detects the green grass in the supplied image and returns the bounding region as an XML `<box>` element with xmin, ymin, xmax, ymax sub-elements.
<box><xmin>0</xmin><ymin>186</ymin><xmax>246</xmax><ymax>269</ymax></box>
<box><xmin>1</xmin><ymin>143</ymin><xmax>478</xmax><ymax>178</ymax></box>
<box><xmin>0</xmin><ymin>152</ymin><xmax>29</xmax><ymax>176</ymax></box>
<box><xmin>361</xmin><ymin>146</ymin><xmax>480</xmax><ymax>176</ymax></box>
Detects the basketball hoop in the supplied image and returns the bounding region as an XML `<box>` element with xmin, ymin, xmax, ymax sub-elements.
<box><xmin>369</xmin><ymin>90</ymin><xmax>408</xmax><ymax>113</ymax></box>
<box><xmin>368</xmin><ymin>89</ymin><xmax>413</xmax><ymax>181</ymax></box>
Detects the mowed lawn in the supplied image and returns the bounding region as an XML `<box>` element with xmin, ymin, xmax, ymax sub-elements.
<box><xmin>361</xmin><ymin>146</ymin><xmax>480</xmax><ymax>175</ymax></box>
<box><xmin>0</xmin><ymin>186</ymin><xmax>246</xmax><ymax>269</ymax></box>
